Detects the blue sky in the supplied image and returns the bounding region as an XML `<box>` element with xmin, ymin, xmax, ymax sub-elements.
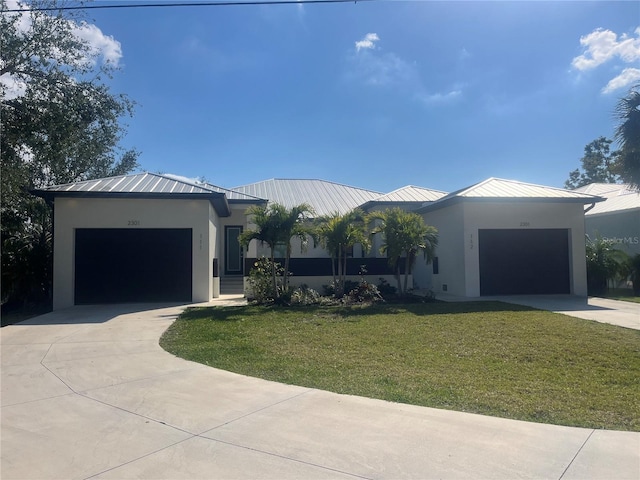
<box><xmin>86</xmin><ymin>1</ymin><xmax>638</xmax><ymax>193</ymax></box>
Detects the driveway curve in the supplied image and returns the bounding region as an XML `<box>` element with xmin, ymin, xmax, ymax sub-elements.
<box><xmin>2</xmin><ymin>302</ymin><xmax>639</xmax><ymax>479</ymax></box>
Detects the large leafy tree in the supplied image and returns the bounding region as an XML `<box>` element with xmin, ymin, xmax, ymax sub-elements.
<box><xmin>614</xmin><ymin>84</ymin><xmax>640</xmax><ymax>189</ymax></box>
<box><xmin>1</xmin><ymin>0</ymin><xmax>139</xmax><ymax>307</ymax></box>
<box><xmin>316</xmin><ymin>209</ymin><xmax>369</xmax><ymax>298</ymax></box>
<box><xmin>368</xmin><ymin>208</ymin><xmax>438</xmax><ymax>296</ymax></box>
<box><xmin>239</xmin><ymin>203</ymin><xmax>314</xmax><ymax>300</ymax></box>
<box><xmin>565</xmin><ymin>137</ymin><xmax>620</xmax><ymax>189</ymax></box>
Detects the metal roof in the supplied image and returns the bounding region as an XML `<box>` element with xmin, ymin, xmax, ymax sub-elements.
<box><xmin>232</xmin><ymin>179</ymin><xmax>383</xmax><ymax>217</ymax></box>
<box><xmin>30</xmin><ymin>172</ymin><xmax>258</xmax><ymax>217</ymax></box>
<box><xmin>161</xmin><ymin>174</ymin><xmax>266</xmax><ymax>202</ymax></box>
<box><xmin>33</xmin><ymin>172</ymin><xmax>220</xmax><ymax>195</ymax></box>
<box><xmin>575</xmin><ymin>183</ymin><xmax>640</xmax><ymax>216</ymax></box>
<box><xmin>369</xmin><ymin>185</ymin><xmax>448</xmax><ymax>203</ymax></box>
<box><xmin>417</xmin><ymin>178</ymin><xmax>604</xmax><ymax>213</ymax></box>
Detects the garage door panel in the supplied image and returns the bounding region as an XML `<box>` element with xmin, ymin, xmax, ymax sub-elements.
<box><xmin>75</xmin><ymin>229</ymin><xmax>192</xmax><ymax>304</ymax></box>
<box><xmin>479</xmin><ymin>229</ymin><xmax>570</xmax><ymax>296</ymax></box>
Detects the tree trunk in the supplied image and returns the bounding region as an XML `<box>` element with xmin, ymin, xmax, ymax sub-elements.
<box><xmin>284</xmin><ymin>243</ymin><xmax>292</xmax><ymax>292</ymax></box>
<box><xmin>337</xmin><ymin>248</ymin><xmax>344</xmax><ymax>298</ymax></box>
<box><xmin>395</xmin><ymin>263</ymin><xmax>403</xmax><ymax>296</ymax></box>
<box><xmin>270</xmin><ymin>249</ymin><xmax>278</xmax><ymax>299</ymax></box>
<box><xmin>403</xmin><ymin>255</ymin><xmax>411</xmax><ymax>295</ymax></box>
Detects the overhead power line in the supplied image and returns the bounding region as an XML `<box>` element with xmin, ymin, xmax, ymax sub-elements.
<box><xmin>2</xmin><ymin>0</ymin><xmax>374</xmax><ymax>13</ymax></box>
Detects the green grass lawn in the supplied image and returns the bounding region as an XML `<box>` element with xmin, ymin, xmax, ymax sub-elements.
<box><xmin>160</xmin><ymin>301</ymin><xmax>640</xmax><ymax>431</ymax></box>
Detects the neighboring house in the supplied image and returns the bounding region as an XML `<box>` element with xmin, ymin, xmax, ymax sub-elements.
<box><xmin>574</xmin><ymin>183</ymin><xmax>640</xmax><ymax>257</ymax></box>
<box><xmin>33</xmin><ymin>173</ymin><xmax>603</xmax><ymax>309</ymax></box>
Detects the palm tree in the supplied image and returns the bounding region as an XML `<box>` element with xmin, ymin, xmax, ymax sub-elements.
<box><xmin>239</xmin><ymin>202</ymin><xmax>314</xmax><ymax>299</ymax></box>
<box><xmin>585</xmin><ymin>236</ymin><xmax>628</xmax><ymax>295</ymax></box>
<box><xmin>614</xmin><ymin>84</ymin><xmax>640</xmax><ymax>189</ymax></box>
<box><xmin>316</xmin><ymin>209</ymin><xmax>369</xmax><ymax>298</ymax></box>
<box><xmin>368</xmin><ymin>207</ymin><xmax>438</xmax><ymax>296</ymax></box>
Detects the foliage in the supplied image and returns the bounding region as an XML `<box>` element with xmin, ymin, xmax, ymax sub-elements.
<box><xmin>290</xmin><ymin>285</ymin><xmax>322</xmax><ymax>306</ymax></box>
<box><xmin>246</xmin><ymin>257</ymin><xmax>285</xmax><ymax>304</ymax></box>
<box><xmin>585</xmin><ymin>236</ymin><xmax>629</xmax><ymax>295</ymax></box>
<box><xmin>345</xmin><ymin>265</ymin><xmax>383</xmax><ymax>303</ymax></box>
<box><xmin>162</xmin><ymin>302</ymin><xmax>640</xmax><ymax>431</ymax></box>
<box><xmin>316</xmin><ymin>209</ymin><xmax>369</xmax><ymax>298</ymax></box>
<box><xmin>625</xmin><ymin>254</ymin><xmax>640</xmax><ymax>296</ymax></box>
<box><xmin>368</xmin><ymin>208</ymin><xmax>438</xmax><ymax>296</ymax></box>
<box><xmin>564</xmin><ymin>137</ymin><xmax>620</xmax><ymax>189</ymax></box>
<box><xmin>1</xmin><ymin>0</ymin><xmax>139</xmax><ymax>307</ymax></box>
<box><xmin>322</xmin><ymin>280</ymin><xmax>359</xmax><ymax>297</ymax></box>
<box><xmin>614</xmin><ymin>84</ymin><xmax>640</xmax><ymax>189</ymax></box>
<box><xmin>376</xmin><ymin>277</ymin><xmax>396</xmax><ymax>296</ymax></box>
<box><xmin>347</xmin><ymin>280</ymin><xmax>382</xmax><ymax>303</ymax></box>
<box><xmin>239</xmin><ymin>203</ymin><xmax>315</xmax><ymax>300</ymax></box>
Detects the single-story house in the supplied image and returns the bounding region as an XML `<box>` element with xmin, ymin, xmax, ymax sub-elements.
<box><xmin>574</xmin><ymin>183</ymin><xmax>640</xmax><ymax>257</ymax></box>
<box><xmin>33</xmin><ymin>173</ymin><xmax>604</xmax><ymax>309</ymax></box>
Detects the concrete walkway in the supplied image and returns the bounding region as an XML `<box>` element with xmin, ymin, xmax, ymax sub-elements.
<box><xmin>1</xmin><ymin>302</ymin><xmax>639</xmax><ymax>479</ymax></box>
<box><xmin>436</xmin><ymin>293</ymin><xmax>640</xmax><ymax>331</ymax></box>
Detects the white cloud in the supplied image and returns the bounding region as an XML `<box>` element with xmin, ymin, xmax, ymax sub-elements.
<box><xmin>602</xmin><ymin>67</ymin><xmax>640</xmax><ymax>93</ymax></box>
<box><xmin>416</xmin><ymin>89</ymin><xmax>462</xmax><ymax>105</ymax></box>
<box><xmin>5</xmin><ymin>0</ymin><xmax>32</xmax><ymax>35</ymax></box>
<box><xmin>346</xmin><ymin>37</ymin><xmax>463</xmax><ymax>107</ymax></box>
<box><xmin>352</xmin><ymin>51</ymin><xmax>419</xmax><ymax>87</ymax></box>
<box><xmin>0</xmin><ymin>74</ymin><xmax>27</xmax><ymax>100</ymax></box>
<box><xmin>572</xmin><ymin>27</ymin><xmax>640</xmax><ymax>70</ymax></box>
<box><xmin>355</xmin><ymin>33</ymin><xmax>380</xmax><ymax>52</ymax></box>
<box><xmin>74</xmin><ymin>21</ymin><xmax>122</xmax><ymax>67</ymax></box>
<box><xmin>572</xmin><ymin>27</ymin><xmax>640</xmax><ymax>94</ymax></box>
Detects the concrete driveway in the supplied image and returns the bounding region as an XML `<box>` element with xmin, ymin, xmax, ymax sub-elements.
<box><xmin>1</xmin><ymin>302</ymin><xmax>639</xmax><ymax>479</ymax></box>
<box><xmin>492</xmin><ymin>295</ymin><xmax>640</xmax><ymax>330</ymax></box>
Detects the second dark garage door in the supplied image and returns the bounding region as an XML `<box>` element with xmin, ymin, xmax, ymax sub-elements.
<box><xmin>478</xmin><ymin>229</ymin><xmax>570</xmax><ymax>296</ymax></box>
<box><xmin>75</xmin><ymin>228</ymin><xmax>192</xmax><ymax>304</ymax></box>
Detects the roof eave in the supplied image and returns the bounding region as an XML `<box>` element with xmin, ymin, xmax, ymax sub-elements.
<box><xmin>416</xmin><ymin>196</ymin><xmax>606</xmax><ymax>214</ymax></box>
<box><xmin>30</xmin><ymin>190</ymin><xmax>233</xmax><ymax>217</ymax></box>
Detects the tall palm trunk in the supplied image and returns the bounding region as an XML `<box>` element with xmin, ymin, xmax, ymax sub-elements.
<box><xmin>403</xmin><ymin>253</ymin><xmax>412</xmax><ymax>296</ymax></box>
<box><xmin>284</xmin><ymin>243</ymin><xmax>292</xmax><ymax>292</ymax></box>
<box><xmin>270</xmin><ymin>248</ymin><xmax>278</xmax><ymax>298</ymax></box>
<box><xmin>395</xmin><ymin>264</ymin><xmax>403</xmax><ymax>296</ymax></box>
<box><xmin>337</xmin><ymin>247</ymin><xmax>344</xmax><ymax>297</ymax></box>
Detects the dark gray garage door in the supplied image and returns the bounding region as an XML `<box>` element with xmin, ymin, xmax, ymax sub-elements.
<box><xmin>478</xmin><ymin>229</ymin><xmax>570</xmax><ymax>296</ymax></box>
<box><xmin>75</xmin><ymin>228</ymin><xmax>192</xmax><ymax>304</ymax></box>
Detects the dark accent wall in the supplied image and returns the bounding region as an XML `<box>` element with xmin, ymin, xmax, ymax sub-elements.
<box><xmin>244</xmin><ymin>257</ymin><xmax>406</xmax><ymax>276</ymax></box>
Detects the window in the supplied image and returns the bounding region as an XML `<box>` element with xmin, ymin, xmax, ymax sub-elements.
<box><xmin>273</xmin><ymin>243</ymin><xmax>287</xmax><ymax>258</ymax></box>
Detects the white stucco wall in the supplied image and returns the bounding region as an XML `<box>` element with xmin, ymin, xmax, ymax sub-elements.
<box><xmin>53</xmin><ymin>197</ymin><xmax>216</xmax><ymax>309</ymax></box>
<box><xmin>419</xmin><ymin>203</ymin><xmax>465</xmax><ymax>296</ymax></box>
<box><xmin>421</xmin><ymin>201</ymin><xmax>588</xmax><ymax>297</ymax></box>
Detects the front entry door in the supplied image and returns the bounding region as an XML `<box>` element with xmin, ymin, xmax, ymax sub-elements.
<box><xmin>225</xmin><ymin>226</ymin><xmax>243</xmax><ymax>275</ymax></box>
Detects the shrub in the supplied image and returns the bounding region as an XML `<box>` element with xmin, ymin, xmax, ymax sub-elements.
<box><xmin>246</xmin><ymin>257</ymin><xmax>285</xmax><ymax>304</ymax></box>
<box><xmin>290</xmin><ymin>285</ymin><xmax>322</xmax><ymax>305</ymax></box>
<box><xmin>585</xmin><ymin>236</ymin><xmax>628</xmax><ymax>295</ymax></box>
<box><xmin>347</xmin><ymin>280</ymin><xmax>383</xmax><ymax>303</ymax></box>
<box><xmin>322</xmin><ymin>280</ymin><xmax>358</xmax><ymax>297</ymax></box>
<box><xmin>626</xmin><ymin>254</ymin><xmax>640</xmax><ymax>295</ymax></box>
<box><xmin>377</xmin><ymin>278</ymin><xmax>396</xmax><ymax>296</ymax></box>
